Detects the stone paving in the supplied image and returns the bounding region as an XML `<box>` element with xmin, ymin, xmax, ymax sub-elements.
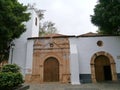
<box><xmin>27</xmin><ymin>81</ymin><xmax>120</xmax><ymax>90</ymax></box>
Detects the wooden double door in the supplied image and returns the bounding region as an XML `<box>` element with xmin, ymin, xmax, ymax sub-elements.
<box><xmin>44</xmin><ymin>57</ymin><xmax>59</xmax><ymax>82</ymax></box>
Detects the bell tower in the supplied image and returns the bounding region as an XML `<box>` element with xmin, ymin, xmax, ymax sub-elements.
<box><xmin>9</xmin><ymin>7</ymin><xmax>40</xmax><ymax>76</ymax></box>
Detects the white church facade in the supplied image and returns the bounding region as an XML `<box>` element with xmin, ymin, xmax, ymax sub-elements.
<box><xmin>9</xmin><ymin>8</ymin><xmax>120</xmax><ymax>84</ymax></box>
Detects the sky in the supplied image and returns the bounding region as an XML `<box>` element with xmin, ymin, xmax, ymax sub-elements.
<box><xmin>18</xmin><ymin>0</ymin><xmax>98</xmax><ymax>35</ymax></box>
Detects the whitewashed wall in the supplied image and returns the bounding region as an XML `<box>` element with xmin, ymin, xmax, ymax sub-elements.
<box><xmin>69</xmin><ymin>36</ymin><xmax>120</xmax><ymax>84</ymax></box>
<box><xmin>77</xmin><ymin>36</ymin><xmax>120</xmax><ymax>74</ymax></box>
<box><xmin>69</xmin><ymin>37</ymin><xmax>80</xmax><ymax>84</ymax></box>
<box><xmin>9</xmin><ymin>8</ymin><xmax>39</xmax><ymax>76</ymax></box>
<box><xmin>25</xmin><ymin>39</ymin><xmax>34</xmax><ymax>75</ymax></box>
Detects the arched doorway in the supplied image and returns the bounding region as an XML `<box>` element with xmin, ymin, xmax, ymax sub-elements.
<box><xmin>44</xmin><ymin>57</ymin><xmax>59</xmax><ymax>82</ymax></box>
<box><xmin>91</xmin><ymin>51</ymin><xmax>117</xmax><ymax>83</ymax></box>
<box><xmin>95</xmin><ymin>55</ymin><xmax>112</xmax><ymax>82</ymax></box>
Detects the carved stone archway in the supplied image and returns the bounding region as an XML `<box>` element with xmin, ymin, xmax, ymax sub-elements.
<box><xmin>91</xmin><ymin>51</ymin><xmax>117</xmax><ymax>83</ymax></box>
<box><xmin>40</xmin><ymin>55</ymin><xmax>62</xmax><ymax>83</ymax></box>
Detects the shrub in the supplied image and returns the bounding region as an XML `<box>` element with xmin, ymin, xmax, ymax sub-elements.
<box><xmin>0</xmin><ymin>64</ymin><xmax>24</xmax><ymax>90</ymax></box>
<box><xmin>2</xmin><ymin>64</ymin><xmax>20</xmax><ymax>73</ymax></box>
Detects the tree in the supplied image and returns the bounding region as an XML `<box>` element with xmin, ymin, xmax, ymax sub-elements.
<box><xmin>39</xmin><ymin>21</ymin><xmax>58</xmax><ymax>36</ymax></box>
<box><xmin>91</xmin><ymin>0</ymin><xmax>120</xmax><ymax>35</ymax></box>
<box><xmin>0</xmin><ymin>0</ymin><xmax>30</xmax><ymax>62</ymax></box>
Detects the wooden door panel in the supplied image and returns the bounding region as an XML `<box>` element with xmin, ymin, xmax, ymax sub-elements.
<box><xmin>44</xmin><ymin>57</ymin><xmax>59</xmax><ymax>82</ymax></box>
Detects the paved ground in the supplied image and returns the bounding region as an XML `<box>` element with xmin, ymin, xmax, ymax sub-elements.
<box><xmin>27</xmin><ymin>81</ymin><xmax>120</xmax><ymax>90</ymax></box>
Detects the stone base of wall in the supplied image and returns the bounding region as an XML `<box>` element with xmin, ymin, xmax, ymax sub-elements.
<box><xmin>79</xmin><ymin>73</ymin><xmax>120</xmax><ymax>83</ymax></box>
<box><xmin>61</xmin><ymin>74</ymin><xmax>71</xmax><ymax>83</ymax></box>
<box><xmin>80</xmin><ymin>74</ymin><xmax>92</xmax><ymax>83</ymax></box>
<box><xmin>25</xmin><ymin>74</ymin><xmax>32</xmax><ymax>83</ymax></box>
<box><xmin>25</xmin><ymin>74</ymin><xmax>70</xmax><ymax>84</ymax></box>
<box><xmin>25</xmin><ymin>74</ymin><xmax>41</xmax><ymax>83</ymax></box>
<box><xmin>117</xmin><ymin>73</ymin><xmax>120</xmax><ymax>81</ymax></box>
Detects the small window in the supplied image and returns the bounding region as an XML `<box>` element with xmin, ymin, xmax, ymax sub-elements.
<box><xmin>35</xmin><ymin>17</ymin><xmax>37</xmax><ymax>26</ymax></box>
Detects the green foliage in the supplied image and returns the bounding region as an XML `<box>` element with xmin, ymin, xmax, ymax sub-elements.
<box><xmin>2</xmin><ymin>64</ymin><xmax>20</xmax><ymax>73</ymax></box>
<box><xmin>39</xmin><ymin>21</ymin><xmax>58</xmax><ymax>36</ymax></box>
<box><xmin>91</xmin><ymin>0</ymin><xmax>120</xmax><ymax>35</ymax></box>
<box><xmin>0</xmin><ymin>0</ymin><xmax>30</xmax><ymax>62</ymax></box>
<box><xmin>0</xmin><ymin>72</ymin><xmax>23</xmax><ymax>90</ymax></box>
<box><xmin>0</xmin><ymin>64</ymin><xmax>24</xmax><ymax>90</ymax></box>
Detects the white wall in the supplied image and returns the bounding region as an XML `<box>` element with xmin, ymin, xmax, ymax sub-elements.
<box><xmin>69</xmin><ymin>37</ymin><xmax>80</xmax><ymax>84</ymax></box>
<box><xmin>23</xmin><ymin>9</ymin><xmax>39</xmax><ymax>38</ymax></box>
<box><xmin>77</xmin><ymin>36</ymin><xmax>120</xmax><ymax>74</ymax></box>
<box><xmin>9</xmin><ymin>8</ymin><xmax>39</xmax><ymax>76</ymax></box>
<box><xmin>25</xmin><ymin>39</ymin><xmax>34</xmax><ymax>74</ymax></box>
<box><xmin>69</xmin><ymin>36</ymin><xmax>120</xmax><ymax>84</ymax></box>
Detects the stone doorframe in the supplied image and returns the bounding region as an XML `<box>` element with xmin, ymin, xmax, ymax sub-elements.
<box><xmin>40</xmin><ymin>55</ymin><xmax>62</xmax><ymax>83</ymax></box>
<box><xmin>90</xmin><ymin>51</ymin><xmax>117</xmax><ymax>83</ymax></box>
<box><xmin>39</xmin><ymin>54</ymin><xmax>70</xmax><ymax>83</ymax></box>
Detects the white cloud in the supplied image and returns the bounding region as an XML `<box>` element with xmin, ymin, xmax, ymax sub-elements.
<box><xmin>18</xmin><ymin>0</ymin><xmax>98</xmax><ymax>35</ymax></box>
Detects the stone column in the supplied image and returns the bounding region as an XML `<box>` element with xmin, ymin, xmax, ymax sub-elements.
<box><xmin>111</xmin><ymin>63</ymin><xmax>117</xmax><ymax>81</ymax></box>
<box><xmin>91</xmin><ymin>64</ymin><xmax>96</xmax><ymax>83</ymax></box>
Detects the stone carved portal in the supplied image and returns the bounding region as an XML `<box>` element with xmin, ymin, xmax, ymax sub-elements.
<box><xmin>30</xmin><ymin>37</ymin><xmax>70</xmax><ymax>83</ymax></box>
<box><xmin>91</xmin><ymin>51</ymin><xmax>117</xmax><ymax>83</ymax></box>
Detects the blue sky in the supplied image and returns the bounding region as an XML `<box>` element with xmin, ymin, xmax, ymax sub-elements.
<box><xmin>18</xmin><ymin>0</ymin><xmax>98</xmax><ymax>35</ymax></box>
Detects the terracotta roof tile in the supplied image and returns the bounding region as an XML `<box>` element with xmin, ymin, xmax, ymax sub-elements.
<box><xmin>78</xmin><ymin>32</ymin><xmax>99</xmax><ymax>37</ymax></box>
<box><xmin>44</xmin><ymin>33</ymin><xmax>68</xmax><ymax>37</ymax></box>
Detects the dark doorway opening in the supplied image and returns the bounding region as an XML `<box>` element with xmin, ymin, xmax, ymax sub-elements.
<box><xmin>104</xmin><ymin>66</ymin><xmax>112</xmax><ymax>81</ymax></box>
